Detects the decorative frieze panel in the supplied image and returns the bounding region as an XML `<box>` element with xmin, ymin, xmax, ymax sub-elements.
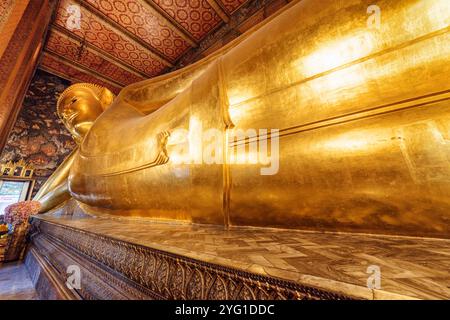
<box><xmin>0</xmin><ymin>70</ymin><xmax>76</xmax><ymax>196</ymax></box>
<box><xmin>28</xmin><ymin>219</ymin><xmax>354</xmax><ymax>300</ymax></box>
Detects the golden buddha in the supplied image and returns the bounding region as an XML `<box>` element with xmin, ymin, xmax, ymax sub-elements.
<box><xmin>35</xmin><ymin>0</ymin><xmax>450</xmax><ymax>238</ymax></box>
<box><xmin>33</xmin><ymin>84</ymin><xmax>115</xmax><ymax>212</ymax></box>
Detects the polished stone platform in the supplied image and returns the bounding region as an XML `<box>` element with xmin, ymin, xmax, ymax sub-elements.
<box><xmin>26</xmin><ymin>213</ymin><xmax>450</xmax><ymax>300</ymax></box>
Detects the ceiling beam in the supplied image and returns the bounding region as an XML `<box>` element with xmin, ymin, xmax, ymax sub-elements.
<box><xmin>50</xmin><ymin>23</ymin><xmax>150</xmax><ymax>79</ymax></box>
<box><xmin>142</xmin><ymin>0</ymin><xmax>198</xmax><ymax>47</ymax></box>
<box><xmin>39</xmin><ymin>64</ymin><xmax>122</xmax><ymax>95</ymax></box>
<box><xmin>43</xmin><ymin>50</ymin><xmax>125</xmax><ymax>88</ymax></box>
<box><xmin>206</xmin><ymin>0</ymin><xmax>230</xmax><ymax>23</ymax></box>
<box><xmin>76</xmin><ymin>0</ymin><xmax>173</xmax><ymax>67</ymax></box>
<box><xmin>49</xmin><ymin>27</ymin><xmax>145</xmax><ymax>83</ymax></box>
<box><xmin>39</xmin><ymin>65</ymin><xmax>75</xmax><ymax>83</ymax></box>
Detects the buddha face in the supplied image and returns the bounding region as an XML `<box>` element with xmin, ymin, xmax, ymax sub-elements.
<box><xmin>59</xmin><ymin>89</ymin><xmax>104</xmax><ymax>142</ymax></box>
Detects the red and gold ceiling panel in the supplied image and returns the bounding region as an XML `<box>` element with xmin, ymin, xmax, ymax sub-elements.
<box><xmin>39</xmin><ymin>0</ymin><xmax>258</xmax><ymax>91</ymax></box>
<box><xmin>218</xmin><ymin>0</ymin><xmax>247</xmax><ymax>14</ymax></box>
<box><xmin>84</xmin><ymin>0</ymin><xmax>190</xmax><ymax>62</ymax></box>
<box><xmin>55</xmin><ymin>0</ymin><xmax>168</xmax><ymax>77</ymax></box>
<box><xmin>45</xmin><ymin>30</ymin><xmax>145</xmax><ymax>86</ymax></box>
<box><xmin>40</xmin><ymin>53</ymin><xmax>122</xmax><ymax>94</ymax></box>
<box><xmin>152</xmin><ymin>0</ymin><xmax>222</xmax><ymax>40</ymax></box>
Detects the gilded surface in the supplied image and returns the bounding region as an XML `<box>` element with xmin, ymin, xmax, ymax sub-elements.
<box><xmin>36</xmin><ymin>0</ymin><xmax>450</xmax><ymax>237</ymax></box>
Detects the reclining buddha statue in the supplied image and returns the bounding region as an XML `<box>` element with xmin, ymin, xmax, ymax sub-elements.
<box><xmin>34</xmin><ymin>0</ymin><xmax>450</xmax><ymax>238</ymax></box>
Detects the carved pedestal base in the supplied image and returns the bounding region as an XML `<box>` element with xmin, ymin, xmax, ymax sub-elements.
<box><xmin>25</xmin><ymin>217</ymin><xmax>352</xmax><ymax>300</ymax></box>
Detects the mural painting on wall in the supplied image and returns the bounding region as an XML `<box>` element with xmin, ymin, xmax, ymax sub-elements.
<box><xmin>0</xmin><ymin>69</ymin><xmax>76</xmax><ymax>196</ymax></box>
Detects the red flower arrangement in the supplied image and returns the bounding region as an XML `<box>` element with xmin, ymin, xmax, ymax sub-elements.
<box><xmin>4</xmin><ymin>201</ymin><xmax>41</xmax><ymax>226</ymax></box>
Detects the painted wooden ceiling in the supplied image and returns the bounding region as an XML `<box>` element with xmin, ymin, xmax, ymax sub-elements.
<box><xmin>39</xmin><ymin>0</ymin><xmax>251</xmax><ymax>94</ymax></box>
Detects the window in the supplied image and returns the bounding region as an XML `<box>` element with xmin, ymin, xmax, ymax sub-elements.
<box><xmin>0</xmin><ymin>180</ymin><xmax>33</xmax><ymax>216</ymax></box>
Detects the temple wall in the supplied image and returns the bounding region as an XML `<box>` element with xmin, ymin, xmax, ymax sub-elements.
<box><xmin>0</xmin><ymin>70</ymin><xmax>76</xmax><ymax>196</ymax></box>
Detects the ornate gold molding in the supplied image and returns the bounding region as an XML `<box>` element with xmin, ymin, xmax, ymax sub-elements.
<box><xmin>1</xmin><ymin>159</ymin><xmax>34</xmax><ymax>178</ymax></box>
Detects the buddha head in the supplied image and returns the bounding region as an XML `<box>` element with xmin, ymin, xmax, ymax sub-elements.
<box><xmin>57</xmin><ymin>83</ymin><xmax>115</xmax><ymax>143</ymax></box>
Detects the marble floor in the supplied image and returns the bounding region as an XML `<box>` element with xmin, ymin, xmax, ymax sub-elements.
<box><xmin>38</xmin><ymin>214</ymin><xmax>450</xmax><ymax>300</ymax></box>
<box><xmin>0</xmin><ymin>262</ymin><xmax>38</xmax><ymax>300</ymax></box>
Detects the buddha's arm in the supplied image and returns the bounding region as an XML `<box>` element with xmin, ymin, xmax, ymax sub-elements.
<box><xmin>120</xmin><ymin>59</ymin><xmax>217</xmax><ymax>114</ymax></box>
<box><xmin>33</xmin><ymin>147</ymin><xmax>78</xmax><ymax>201</ymax></box>
<box><xmin>37</xmin><ymin>180</ymin><xmax>71</xmax><ymax>213</ymax></box>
